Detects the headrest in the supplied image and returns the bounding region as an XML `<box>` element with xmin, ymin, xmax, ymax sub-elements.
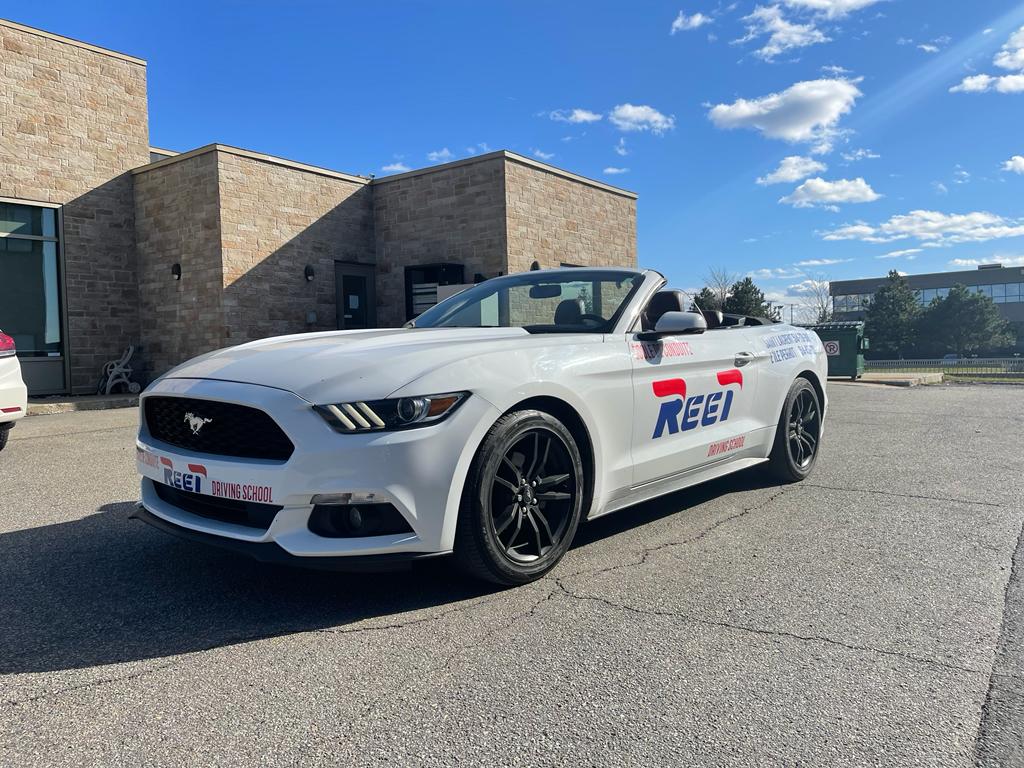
<box><xmin>554</xmin><ymin>298</ymin><xmax>584</xmax><ymax>325</ymax></box>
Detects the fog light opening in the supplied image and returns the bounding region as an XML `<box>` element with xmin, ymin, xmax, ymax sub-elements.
<box><xmin>308</xmin><ymin>502</ymin><xmax>413</xmax><ymax>538</ymax></box>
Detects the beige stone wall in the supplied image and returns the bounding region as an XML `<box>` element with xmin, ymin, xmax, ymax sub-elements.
<box><xmin>504</xmin><ymin>157</ymin><xmax>637</xmax><ymax>273</ymax></box>
<box><xmin>216</xmin><ymin>152</ymin><xmax>375</xmax><ymax>342</ymax></box>
<box><xmin>133</xmin><ymin>151</ymin><xmax>224</xmax><ymax>378</ymax></box>
<box><xmin>372</xmin><ymin>157</ymin><xmax>508</xmax><ymax>327</ymax></box>
<box><xmin>0</xmin><ymin>21</ymin><xmax>149</xmax><ymax>392</ymax></box>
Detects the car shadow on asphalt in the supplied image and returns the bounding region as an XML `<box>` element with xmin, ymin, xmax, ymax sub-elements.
<box><xmin>0</xmin><ymin>470</ymin><xmax>776</xmax><ymax>675</ymax></box>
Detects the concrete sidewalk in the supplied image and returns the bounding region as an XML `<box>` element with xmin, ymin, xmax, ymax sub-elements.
<box><xmin>27</xmin><ymin>394</ymin><xmax>138</xmax><ymax>416</ymax></box>
<box><xmin>849</xmin><ymin>372</ymin><xmax>944</xmax><ymax>387</ymax></box>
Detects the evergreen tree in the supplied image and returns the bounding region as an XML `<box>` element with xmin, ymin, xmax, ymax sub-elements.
<box><xmin>723</xmin><ymin>277</ymin><xmax>776</xmax><ymax>318</ymax></box>
<box><xmin>863</xmin><ymin>270</ymin><xmax>921</xmax><ymax>358</ymax></box>
<box><xmin>691</xmin><ymin>286</ymin><xmax>721</xmax><ymax>312</ymax></box>
<box><xmin>917</xmin><ymin>284</ymin><xmax>1016</xmax><ymax>355</ymax></box>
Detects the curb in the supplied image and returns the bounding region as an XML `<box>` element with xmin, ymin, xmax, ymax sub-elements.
<box><xmin>27</xmin><ymin>396</ymin><xmax>139</xmax><ymax>416</ymax></box>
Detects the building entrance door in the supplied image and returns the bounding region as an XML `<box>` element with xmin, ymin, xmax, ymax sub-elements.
<box><xmin>334</xmin><ymin>262</ymin><xmax>376</xmax><ymax>330</ymax></box>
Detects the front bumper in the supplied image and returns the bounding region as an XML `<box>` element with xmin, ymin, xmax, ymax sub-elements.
<box><xmin>136</xmin><ymin>377</ymin><xmax>501</xmax><ymax>560</ymax></box>
<box><xmin>129</xmin><ymin>505</ymin><xmax>449</xmax><ymax>571</ymax></box>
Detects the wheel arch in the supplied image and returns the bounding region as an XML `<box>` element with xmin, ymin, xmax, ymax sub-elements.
<box><xmin>796</xmin><ymin>369</ymin><xmax>825</xmax><ymax>411</ymax></box>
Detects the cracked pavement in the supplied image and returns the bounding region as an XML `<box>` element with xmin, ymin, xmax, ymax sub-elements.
<box><xmin>1</xmin><ymin>382</ymin><xmax>1022</xmax><ymax>766</ymax></box>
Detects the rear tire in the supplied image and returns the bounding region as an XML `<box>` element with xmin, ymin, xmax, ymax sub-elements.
<box><xmin>454</xmin><ymin>409</ymin><xmax>584</xmax><ymax>586</ymax></box>
<box><xmin>767</xmin><ymin>378</ymin><xmax>822</xmax><ymax>483</ymax></box>
<box><xmin>0</xmin><ymin>424</ymin><xmax>10</xmax><ymax>452</ymax></box>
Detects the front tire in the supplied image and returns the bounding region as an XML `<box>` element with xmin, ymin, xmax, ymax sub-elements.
<box><xmin>454</xmin><ymin>410</ymin><xmax>584</xmax><ymax>585</ymax></box>
<box><xmin>767</xmin><ymin>378</ymin><xmax>822</xmax><ymax>483</ymax></box>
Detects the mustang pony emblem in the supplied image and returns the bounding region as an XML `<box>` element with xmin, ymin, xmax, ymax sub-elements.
<box><xmin>183</xmin><ymin>412</ymin><xmax>213</xmax><ymax>436</ymax></box>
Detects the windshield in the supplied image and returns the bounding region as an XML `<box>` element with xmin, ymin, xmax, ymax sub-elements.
<box><xmin>411</xmin><ymin>270</ymin><xmax>645</xmax><ymax>333</ymax></box>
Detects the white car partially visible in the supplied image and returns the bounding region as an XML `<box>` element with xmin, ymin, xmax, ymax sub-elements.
<box><xmin>0</xmin><ymin>330</ymin><xmax>28</xmax><ymax>451</ymax></box>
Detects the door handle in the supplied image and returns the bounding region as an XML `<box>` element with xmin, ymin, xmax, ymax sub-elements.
<box><xmin>734</xmin><ymin>351</ymin><xmax>761</xmax><ymax>367</ymax></box>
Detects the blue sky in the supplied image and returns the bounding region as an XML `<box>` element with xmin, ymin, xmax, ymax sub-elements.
<box><xmin>9</xmin><ymin>1</ymin><xmax>1024</xmax><ymax>307</ymax></box>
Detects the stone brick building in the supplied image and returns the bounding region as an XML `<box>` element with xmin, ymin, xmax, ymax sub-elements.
<box><xmin>0</xmin><ymin>18</ymin><xmax>637</xmax><ymax>395</ymax></box>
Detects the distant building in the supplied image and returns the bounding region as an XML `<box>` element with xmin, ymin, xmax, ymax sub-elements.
<box><xmin>830</xmin><ymin>264</ymin><xmax>1024</xmax><ymax>350</ymax></box>
<box><xmin>0</xmin><ymin>19</ymin><xmax>637</xmax><ymax>395</ymax></box>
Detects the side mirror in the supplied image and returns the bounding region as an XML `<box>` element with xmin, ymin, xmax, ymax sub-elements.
<box><xmin>636</xmin><ymin>311</ymin><xmax>707</xmax><ymax>341</ymax></box>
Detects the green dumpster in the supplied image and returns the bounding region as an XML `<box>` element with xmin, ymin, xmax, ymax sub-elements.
<box><xmin>800</xmin><ymin>321</ymin><xmax>869</xmax><ymax>380</ymax></box>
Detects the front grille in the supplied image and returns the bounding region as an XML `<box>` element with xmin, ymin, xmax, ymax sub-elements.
<box><xmin>153</xmin><ymin>481</ymin><xmax>282</xmax><ymax>530</ymax></box>
<box><xmin>144</xmin><ymin>396</ymin><xmax>294</xmax><ymax>461</ymax></box>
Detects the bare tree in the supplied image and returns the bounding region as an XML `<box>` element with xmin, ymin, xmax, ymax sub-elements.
<box><xmin>704</xmin><ymin>267</ymin><xmax>738</xmax><ymax>309</ymax></box>
<box><xmin>798</xmin><ymin>274</ymin><xmax>834</xmax><ymax>323</ymax></box>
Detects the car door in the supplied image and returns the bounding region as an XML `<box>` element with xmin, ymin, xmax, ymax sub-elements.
<box><xmin>629</xmin><ymin>327</ymin><xmax>763</xmax><ymax>486</ymax></box>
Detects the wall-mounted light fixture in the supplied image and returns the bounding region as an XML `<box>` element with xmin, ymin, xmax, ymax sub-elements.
<box><xmin>530</xmin><ymin>260</ymin><xmax>540</xmax><ymax>271</ymax></box>
<box><xmin>171</xmin><ymin>263</ymin><xmax>181</xmax><ymax>281</ymax></box>
<box><xmin>474</xmin><ymin>273</ymin><xmax>485</xmax><ymax>283</ymax></box>
<box><xmin>304</xmin><ymin>264</ymin><xmax>315</xmax><ymax>282</ymax></box>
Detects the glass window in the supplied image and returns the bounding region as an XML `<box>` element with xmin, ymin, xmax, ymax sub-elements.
<box><xmin>980</xmin><ymin>284</ymin><xmax>993</xmax><ymax>298</ymax></box>
<box><xmin>0</xmin><ymin>202</ymin><xmax>63</xmax><ymax>357</ymax></box>
<box><xmin>992</xmin><ymin>283</ymin><xmax>1006</xmax><ymax>298</ymax></box>
<box><xmin>937</xmin><ymin>287</ymin><xmax>949</xmax><ymax>299</ymax></box>
<box><xmin>414</xmin><ymin>270</ymin><xmax>644</xmax><ymax>333</ymax></box>
<box><xmin>1007</xmin><ymin>283</ymin><xmax>1021</xmax><ymax>302</ymax></box>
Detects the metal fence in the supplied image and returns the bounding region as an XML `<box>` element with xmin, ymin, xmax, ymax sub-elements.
<box><xmin>865</xmin><ymin>357</ymin><xmax>1024</xmax><ymax>374</ymax></box>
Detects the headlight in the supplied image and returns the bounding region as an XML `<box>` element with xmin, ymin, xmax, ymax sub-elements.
<box><xmin>314</xmin><ymin>392</ymin><xmax>469</xmax><ymax>433</ymax></box>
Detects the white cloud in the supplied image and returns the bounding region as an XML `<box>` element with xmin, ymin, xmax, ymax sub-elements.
<box><xmin>918</xmin><ymin>44</ymin><xmax>939</xmax><ymax>53</ymax></box>
<box><xmin>820</xmin><ymin>64</ymin><xmax>851</xmax><ymax>75</ymax></box>
<box><xmin>736</xmin><ymin>5</ymin><xmax>829</xmax><ymax>61</ymax></box>
<box><xmin>877</xmin><ymin>248</ymin><xmax>922</xmax><ymax>259</ymax></box>
<box><xmin>983</xmin><ymin>28</ymin><xmax>994</xmax><ymax>35</ymax></box>
<box><xmin>426</xmin><ymin>148</ymin><xmax>454</xmax><ymax>163</ymax></box>
<box><xmin>603</xmin><ymin>167</ymin><xmax>630</xmax><ymax>175</ymax></box>
<box><xmin>464</xmin><ymin>142</ymin><xmax>492</xmax><ymax>155</ymax></box>
<box><xmin>548</xmin><ymin>108</ymin><xmax>603</xmax><ymax>124</ymax></box>
<box><xmin>953</xmin><ymin>166</ymin><xmax>970</xmax><ymax>184</ymax></box>
<box><xmin>708</xmin><ymin>78</ymin><xmax>862</xmax><ymax>153</ymax></box>
<box><xmin>841</xmin><ymin>148</ymin><xmax>880</xmax><ymax>161</ymax></box>
<box><xmin>609</xmin><ymin>104</ymin><xmax>676</xmax><ymax>134</ymax></box>
<box><xmin>949</xmin><ymin>255</ymin><xmax>1024</xmax><ymax>267</ymax></box>
<box><xmin>994</xmin><ymin>25</ymin><xmax>1024</xmax><ymax>70</ymax></box>
<box><xmin>671</xmin><ymin>10</ymin><xmax>712</xmax><ymax>33</ymax></box>
<box><xmin>532</xmin><ymin>148</ymin><xmax>555</xmax><ymax>161</ymax></box>
<box><xmin>950</xmin><ymin>25</ymin><xmax>1024</xmax><ymax>94</ymax></box>
<box><xmin>787</xmin><ymin>278</ymin><xmax>830</xmax><ymax>297</ymax></box>
<box><xmin>756</xmin><ymin>155</ymin><xmax>827</xmax><ymax>185</ymax></box>
<box><xmin>933</xmin><ymin>181</ymin><xmax>949</xmax><ymax>195</ymax></box>
<box><xmin>1002</xmin><ymin>155</ymin><xmax>1024</xmax><ymax>174</ymax></box>
<box><xmin>749</xmin><ymin>267</ymin><xmax>805</xmax><ymax>279</ymax></box>
<box><xmin>614</xmin><ymin>138</ymin><xmax>629</xmax><ymax>156</ymax></box>
<box><xmin>780</xmin><ymin>177</ymin><xmax>881</xmax><ymax>208</ymax></box>
<box><xmin>822</xmin><ymin>210</ymin><xmax>1024</xmax><ymax>245</ymax></box>
<box><xmin>782</xmin><ymin>0</ymin><xmax>884</xmax><ymax>19</ymax></box>
<box><xmin>794</xmin><ymin>257</ymin><xmax>853</xmax><ymax>266</ymax></box>
<box><xmin>952</xmin><ymin>74</ymin><xmax>1024</xmax><ymax>93</ymax></box>
<box><xmin>381</xmin><ymin>162</ymin><xmax>411</xmax><ymax>173</ymax></box>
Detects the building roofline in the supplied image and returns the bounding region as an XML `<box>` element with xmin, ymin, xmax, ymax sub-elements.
<box><xmin>830</xmin><ymin>264</ymin><xmax>1024</xmax><ymax>291</ymax></box>
<box><xmin>0</xmin><ymin>18</ymin><xmax>146</xmax><ymax>65</ymax></box>
<box><xmin>372</xmin><ymin>150</ymin><xmax>639</xmax><ymax>199</ymax></box>
<box><xmin>131</xmin><ymin>143</ymin><xmax>373</xmax><ymax>185</ymax></box>
<box><xmin>148</xmin><ymin>146</ymin><xmax>179</xmax><ymax>157</ymax></box>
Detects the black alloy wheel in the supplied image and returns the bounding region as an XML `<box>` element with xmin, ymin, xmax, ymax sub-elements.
<box><xmin>767</xmin><ymin>378</ymin><xmax>822</xmax><ymax>482</ymax></box>
<box><xmin>455</xmin><ymin>410</ymin><xmax>585</xmax><ymax>585</ymax></box>
<box><xmin>787</xmin><ymin>387</ymin><xmax>820</xmax><ymax>470</ymax></box>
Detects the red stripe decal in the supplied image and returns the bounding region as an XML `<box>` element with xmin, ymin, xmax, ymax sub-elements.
<box><xmin>187</xmin><ymin>464</ymin><xmax>207</xmax><ymax>477</ymax></box>
<box><xmin>652</xmin><ymin>378</ymin><xmax>687</xmax><ymax>398</ymax></box>
<box><xmin>717</xmin><ymin>369</ymin><xmax>743</xmax><ymax>388</ymax></box>
<box><xmin>159</xmin><ymin>457</ymin><xmax>173</xmax><ymax>468</ymax></box>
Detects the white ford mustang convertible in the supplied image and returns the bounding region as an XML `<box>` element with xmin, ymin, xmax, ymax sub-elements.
<box><xmin>134</xmin><ymin>268</ymin><xmax>827</xmax><ymax>584</ymax></box>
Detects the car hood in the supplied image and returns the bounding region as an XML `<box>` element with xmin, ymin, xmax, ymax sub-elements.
<box><xmin>160</xmin><ymin>327</ymin><xmax>539</xmax><ymax>402</ymax></box>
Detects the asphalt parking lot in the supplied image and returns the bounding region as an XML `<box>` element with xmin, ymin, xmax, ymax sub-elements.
<box><xmin>1</xmin><ymin>383</ymin><xmax>1022</xmax><ymax>767</ymax></box>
